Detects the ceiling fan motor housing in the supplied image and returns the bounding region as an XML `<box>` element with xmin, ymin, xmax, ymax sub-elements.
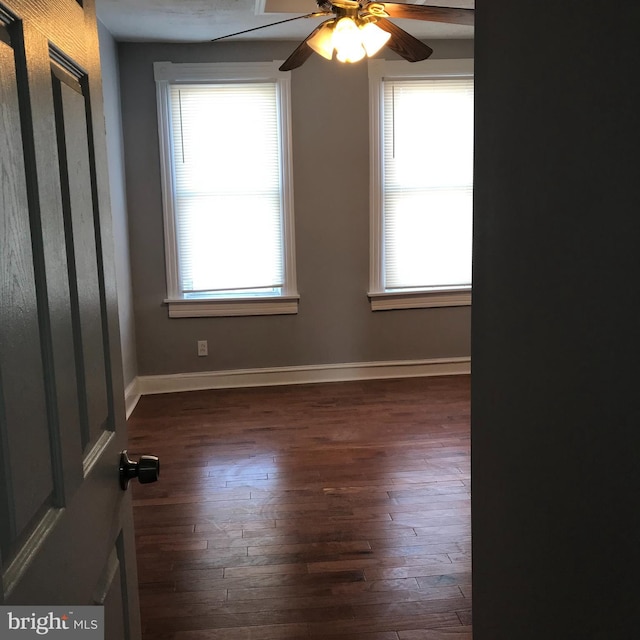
<box><xmin>321</xmin><ymin>1</ymin><xmax>389</xmax><ymax>22</ymax></box>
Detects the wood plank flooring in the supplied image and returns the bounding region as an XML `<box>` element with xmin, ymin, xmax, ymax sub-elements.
<box><xmin>127</xmin><ymin>375</ymin><xmax>471</xmax><ymax>639</ymax></box>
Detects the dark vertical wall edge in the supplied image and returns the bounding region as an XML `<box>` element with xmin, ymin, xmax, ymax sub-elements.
<box><xmin>471</xmin><ymin>1</ymin><xmax>640</xmax><ymax>637</ymax></box>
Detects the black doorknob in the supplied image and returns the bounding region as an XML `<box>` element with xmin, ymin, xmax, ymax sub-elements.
<box><xmin>119</xmin><ymin>450</ymin><xmax>160</xmax><ymax>490</ymax></box>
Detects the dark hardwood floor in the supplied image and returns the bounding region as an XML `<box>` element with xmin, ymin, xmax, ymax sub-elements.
<box><xmin>128</xmin><ymin>375</ymin><xmax>471</xmax><ymax>639</ymax></box>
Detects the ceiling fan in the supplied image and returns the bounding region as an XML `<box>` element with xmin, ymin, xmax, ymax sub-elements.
<box><xmin>211</xmin><ymin>1</ymin><xmax>474</xmax><ymax>72</ymax></box>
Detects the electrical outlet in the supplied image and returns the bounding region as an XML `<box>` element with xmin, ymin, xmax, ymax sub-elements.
<box><xmin>197</xmin><ymin>340</ymin><xmax>208</xmax><ymax>357</ymax></box>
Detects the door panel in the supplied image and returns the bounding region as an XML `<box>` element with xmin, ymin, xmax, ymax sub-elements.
<box><xmin>97</xmin><ymin>540</ymin><xmax>127</xmax><ymax>640</ymax></box>
<box><xmin>51</xmin><ymin>63</ymin><xmax>109</xmax><ymax>453</ymax></box>
<box><xmin>0</xmin><ymin>33</ymin><xmax>53</xmax><ymax>551</ymax></box>
<box><xmin>0</xmin><ymin>1</ymin><xmax>141</xmax><ymax>638</ymax></box>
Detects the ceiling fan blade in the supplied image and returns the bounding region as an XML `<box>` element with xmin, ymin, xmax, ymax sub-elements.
<box><xmin>377</xmin><ymin>3</ymin><xmax>474</xmax><ymax>26</ymax></box>
<box><xmin>210</xmin><ymin>12</ymin><xmax>328</xmax><ymax>43</ymax></box>
<box><xmin>279</xmin><ymin>22</ymin><xmax>330</xmax><ymax>71</ymax></box>
<box><xmin>376</xmin><ymin>17</ymin><xmax>433</xmax><ymax>62</ymax></box>
<box><xmin>279</xmin><ymin>41</ymin><xmax>314</xmax><ymax>72</ymax></box>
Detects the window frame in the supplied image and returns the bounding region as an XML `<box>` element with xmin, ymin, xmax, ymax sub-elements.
<box><xmin>368</xmin><ymin>58</ymin><xmax>474</xmax><ymax>311</ymax></box>
<box><xmin>154</xmin><ymin>61</ymin><xmax>298</xmax><ymax>318</ymax></box>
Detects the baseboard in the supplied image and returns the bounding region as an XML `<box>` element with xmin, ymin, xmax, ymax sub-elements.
<box><xmin>135</xmin><ymin>357</ymin><xmax>470</xmax><ymax>397</ymax></box>
<box><xmin>124</xmin><ymin>378</ymin><xmax>141</xmax><ymax>419</ymax></box>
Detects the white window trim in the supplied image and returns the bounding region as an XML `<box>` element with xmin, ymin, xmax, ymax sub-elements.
<box><xmin>368</xmin><ymin>58</ymin><xmax>474</xmax><ymax>311</ymax></box>
<box><xmin>154</xmin><ymin>61</ymin><xmax>298</xmax><ymax>318</ymax></box>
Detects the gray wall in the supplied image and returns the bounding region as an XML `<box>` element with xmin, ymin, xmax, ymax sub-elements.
<box><xmin>118</xmin><ymin>40</ymin><xmax>473</xmax><ymax>376</ymax></box>
<box><xmin>472</xmin><ymin>1</ymin><xmax>640</xmax><ymax>637</ymax></box>
<box><xmin>98</xmin><ymin>22</ymin><xmax>138</xmax><ymax>387</ymax></box>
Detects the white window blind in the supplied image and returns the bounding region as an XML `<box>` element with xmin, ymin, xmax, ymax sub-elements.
<box><xmin>382</xmin><ymin>76</ymin><xmax>474</xmax><ymax>291</ymax></box>
<box><xmin>169</xmin><ymin>82</ymin><xmax>284</xmax><ymax>297</ymax></box>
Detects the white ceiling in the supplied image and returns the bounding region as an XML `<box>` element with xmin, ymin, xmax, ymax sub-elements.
<box><xmin>95</xmin><ymin>0</ymin><xmax>474</xmax><ymax>43</ymax></box>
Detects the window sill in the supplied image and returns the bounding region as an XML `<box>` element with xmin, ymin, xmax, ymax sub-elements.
<box><xmin>165</xmin><ymin>295</ymin><xmax>299</xmax><ymax>318</ymax></box>
<box><xmin>368</xmin><ymin>288</ymin><xmax>471</xmax><ymax>311</ymax></box>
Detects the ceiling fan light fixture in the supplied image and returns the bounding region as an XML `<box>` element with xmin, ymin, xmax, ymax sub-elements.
<box><xmin>307</xmin><ymin>20</ymin><xmax>336</xmax><ymax>60</ymax></box>
<box><xmin>333</xmin><ymin>17</ymin><xmax>366</xmax><ymax>63</ymax></box>
<box><xmin>359</xmin><ymin>21</ymin><xmax>391</xmax><ymax>57</ymax></box>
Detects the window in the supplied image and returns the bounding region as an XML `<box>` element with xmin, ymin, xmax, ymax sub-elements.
<box><xmin>368</xmin><ymin>59</ymin><xmax>474</xmax><ymax>310</ymax></box>
<box><xmin>154</xmin><ymin>61</ymin><xmax>298</xmax><ymax>318</ymax></box>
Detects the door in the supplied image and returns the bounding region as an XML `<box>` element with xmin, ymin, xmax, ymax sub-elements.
<box><xmin>0</xmin><ymin>0</ymin><xmax>141</xmax><ymax>637</ymax></box>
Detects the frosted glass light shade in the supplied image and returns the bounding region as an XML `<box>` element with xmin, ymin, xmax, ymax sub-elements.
<box><xmin>359</xmin><ymin>22</ymin><xmax>391</xmax><ymax>57</ymax></box>
<box><xmin>307</xmin><ymin>21</ymin><xmax>336</xmax><ymax>60</ymax></box>
<box><xmin>333</xmin><ymin>17</ymin><xmax>366</xmax><ymax>63</ymax></box>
